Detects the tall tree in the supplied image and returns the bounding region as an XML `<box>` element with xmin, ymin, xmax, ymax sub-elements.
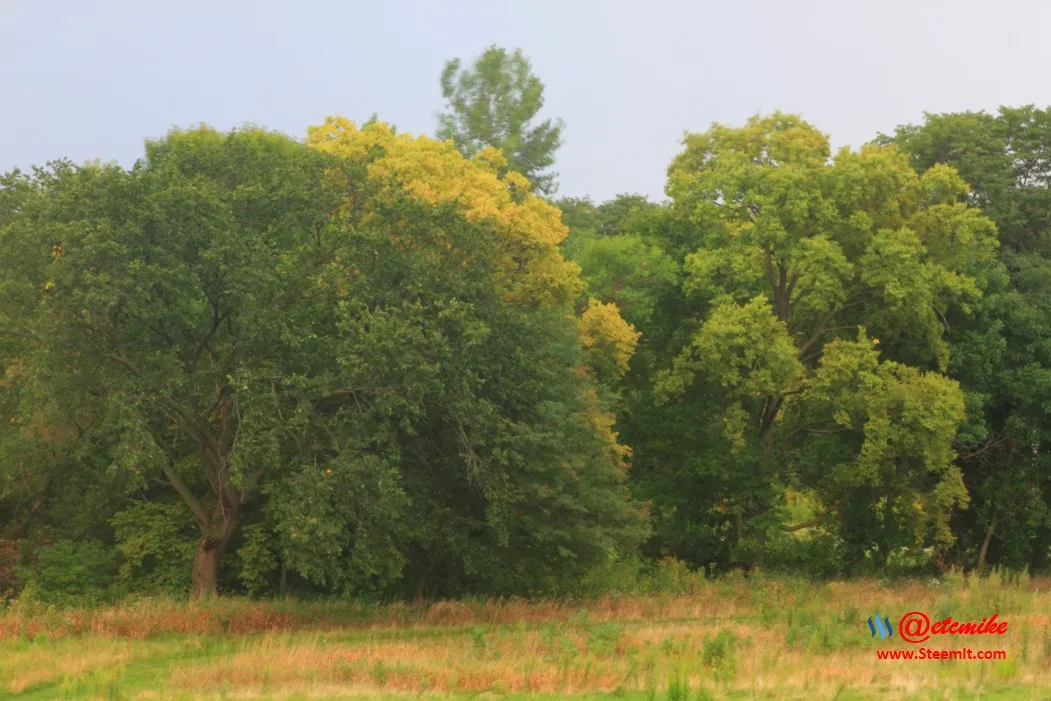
<box><xmin>0</xmin><ymin>120</ymin><xmax>645</xmax><ymax>598</ymax></box>
<box><xmin>0</xmin><ymin>130</ymin><xmax>348</xmax><ymax>596</ymax></box>
<box><xmin>568</xmin><ymin>114</ymin><xmax>999</xmax><ymax>571</ymax></box>
<box><xmin>660</xmin><ymin>114</ymin><xmax>1001</xmax><ymax>568</ymax></box>
<box><xmin>303</xmin><ymin>119</ymin><xmax>645</xmax><ymax>598</ymax></box>
<box><xmin>437</xmin><ymin>45</ymin><xmax>564</xmax><ymax>195</ymax></box>
<box><xmin>880</xmin><ymin>106</ymin><xmax>1051</xmax><ymax>571</ymax></box>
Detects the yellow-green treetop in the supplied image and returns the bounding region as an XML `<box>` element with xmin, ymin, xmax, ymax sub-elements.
<box><xmin>306</xmin><ymin>117</ymin><xmax>582</xmax><ymax>308</ymax></box>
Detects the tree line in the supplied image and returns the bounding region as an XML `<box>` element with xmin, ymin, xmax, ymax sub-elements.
<box><xmin>1</xmin><ymin>47</ymin><xmax>1049</xmax><ymax>602</ymax></box>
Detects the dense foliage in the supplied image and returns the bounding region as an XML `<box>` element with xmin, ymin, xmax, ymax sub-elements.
<box><xmin>2</xmin><ymin>47</ymin><xmax>1050</xmax><ymax>601</ymax></box>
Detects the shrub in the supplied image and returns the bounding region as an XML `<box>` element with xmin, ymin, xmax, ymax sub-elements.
<box><xmin>702</xmin><ymin>628</ymin><xmax>738</xmax><ymax>680</ymax></box>
<box><xmin>577</xmin><ymin>553</ymin><xmax>644</xmax><ymax>597</ymax></box>
<box><xmin>16</xmin><ymin>539</ymin><xmax>119</xmax><ymax>605</ymax></box>
<box><xmin>643</xmin><ymin>557</ymin><xmax>699</xmax><ymax>594</ymax></box>
<box><xmin>587</xmin><ymin>621</ymin><xmax>625</xmax><ymax>655</ymax></box>
<box><xmin>885</xmin><ymin>545</ymin><xmax>935</xmax><ymax>575</ymax></box>
<box><xmin>111</xmin><ymin>502</ymin><xmax>196</xmax><ymax>596</ymax></box>
<box><xmin>236</xmin><ymin>522</ymin><xmax>281</xmax><ymax>597</ymax></box>
<box><xmin>764</xmin><ymin>528</ymin><xmax>847</xmax><ymax>579</ymax></box>
<box><xmin>666</xmin><ymin>668</ymin><xmax>689</xmax><ymax>701</ymax></box>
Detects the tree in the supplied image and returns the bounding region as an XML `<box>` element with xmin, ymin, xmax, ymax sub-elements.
<box><xmin>437</xmin><ymin>46</ymin><xmax>564</xmax><ymax>195</ymax></box>
<box><xmin>569</xmin><ymin>235</ymin><xmax>679</xmax><ymax>330</ymax></box>
<box><xmin>558</xmin><ymin>194</ymin><xmax>660</xmax><ymax>241</ymax></box>
<box><xmin>879</xmin><ymin>106</ymin><xmax>1051</xmax><ymax>255</ymax></box>
<box><xmin>563</xmin><ymin>114</ymin><xmax>997</xmax><ymax>572</ymax></box>
<box><xmin>0</xmin><ymin>119</ymin><xmax>646</xmax><ymax>598</ymax></box>
<box><xmin>304</xmin><ymin>119</ymin><xmax>646</xmax><ymax>597</ymax></box>
<box><xmin>0</xmin><ymin>130</ymin><xmax>348</xmax><ymax>596</ymax></box>
<box><xmin>654</xmin><ymin>113</ymin><xmax>1001</xmax><ymax>568</ymax></box>
<box><xmin>880</xmin><ymin>106</ymin><xmax>1051</xmax><ymax>571</ymax></box>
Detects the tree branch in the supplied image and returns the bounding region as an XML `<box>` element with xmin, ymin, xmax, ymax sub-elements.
<box><xmin>190</xmin><ymin>301</ymin><xmax>225</xmax><ymax>372</ymax></box>
<box><xmin>161</xmin><ymin>462</ymin><xmax>211</xmax><ymax>532</ymax></box>
<box><xmin>104</xmin><ymin>352</ymin><xmax>141</xmax><ymax>376</ymax></box>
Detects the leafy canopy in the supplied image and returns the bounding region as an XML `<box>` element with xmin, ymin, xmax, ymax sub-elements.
<box><xmin>0</xmin><ymin>118</ymin><xmax>645</xmax><ymax>597</ymax></box>
<box><xmin>437</xmin><ymin>46</ymin><xmax>564</xmax><ymax>195</ymax></box>
<box><xmin>620</xmin><ymin>114</ymin><xmax>996</xmax><ymax>565</ymax></box>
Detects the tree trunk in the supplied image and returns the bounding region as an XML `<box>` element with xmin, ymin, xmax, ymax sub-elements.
<box><xmin>977</xmin><ymin>514</ymin><xmax>998</xmax><ymax>574</ymax></box>
<box><xmin>413</xmin><ymin>540</ymin><xmax>444</xmax><ymax>603</ymax></box>
<box><xmin>191</xmin><ymin>536</ymin><xmax>226</xmax><ymax>598</ymax></box>
<box><xmin>413</xmin><ymin>570</ymin><xmax>429</xmax><ymax>604</ymax></box>
<box><xmin>156</xmin><ymin>385</ymin><xmax>259</xmax><ymax>599</ymax></box>
<box><xmin>190</xmin><ymin>512</ymin><xmax>242</xmax><ymax>599</ymax></box>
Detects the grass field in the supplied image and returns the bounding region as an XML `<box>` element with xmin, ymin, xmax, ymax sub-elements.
<box><xmin>2</xmin><ymin>570</ymin><xmax>1050</xmax><ymax>700</ymax></box>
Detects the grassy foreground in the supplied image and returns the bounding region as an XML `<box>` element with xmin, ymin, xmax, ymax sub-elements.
<box><xmin>1</xmin><ymin>571</ymin><xmax>1050</xmax><ymax>700</ymax></box>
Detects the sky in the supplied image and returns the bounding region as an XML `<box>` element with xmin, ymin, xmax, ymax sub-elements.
<box><xmin>2</xmin><ymin>0</ymin><xmax>1051</xmax><ymax>203</ymax></box>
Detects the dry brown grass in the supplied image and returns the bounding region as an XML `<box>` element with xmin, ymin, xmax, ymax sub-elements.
<box><xmin>161</xmin><ymin>618</ymin><xmax>1044</xmax><ymax>700</ymax></box>
<box><xmin>3</xmin><ymin>572</ymin><xmax>1050</xmax><ymax>699</ymax></box>
<box><xmin>157</xmin><ymin>573</ymin><xmax>1051</xmax><ymax>698</ymax></box>
<box><xmin>0</xmin><ymin>587</ymin><xmax>763</xmax><ymax>642</ymax></box>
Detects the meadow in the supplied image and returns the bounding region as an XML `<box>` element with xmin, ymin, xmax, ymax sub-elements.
<box><xmin>2</xmin><ymin>570</ymin><xmax>1050</xmax><ymax>701</ymax></box>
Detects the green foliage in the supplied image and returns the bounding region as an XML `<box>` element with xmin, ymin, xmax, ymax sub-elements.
<box><xmin>575</xmin><ymin>555</ymin><xmax>706</xmax><ymax>597</ymax></box>
<box><xmin>586</xmin><ymin>621</ymin><xmax>625</xmax><ymax>655</ymax></box>
<box><xmin>558</xmin><ymin>194</ymin><xmax>662</xmax><ymax>244</ymax></box>
<box><xmin>564</xmin><ymin>112</ymin><xmax>994</xmax><ymax>574</ymax></box>
<box><xmin>1</xmin><ymin>119</ymin><xmax>645</xmax><ymax>600</ymax></box>
<box><xmin>881</xmin><ymin>106</ymin><xmax>1051</xmax><ymax>573</ymax></box>
<box><xmin>641</xmin><ymin>557</ymin><xmax>698</xmax><ymax>595</ymax></box>
<box><xmin>7</xmin><ymin>91</ymin><xmax>1051</xmax><ymax>594</ymax></box>
<box><xmin>234</xmin><ymin>522</ymin><xmax>281</xmax><ymax>597</ymax></box>
<box><xmin>438</xmin><ymin>45</ymin><xmax>564</xmax><ymax>194</ymax></box>
<box><xmin>764</xmin><ymin>529</ymin><xmax>847</xmax><ymax>579</ymax></box>
<box><xmin>701</xmin><ymin>628</ymin><xmax>738</xmax><ymax>680</ymax></box>
<box><xmin>111</xmin><ymin>502</ymin><xmax>197</xmax><ymax>595</ymax></box>
<box><xmin>577</xmin><ymin>553</ymin><xmax>645</xmax><ymax>597</ymax></box>
<box><xmin>665</xmin><ymin>668</ymin><xmax>689</xmax><ymax>701</ymax></box>
<box><xmin>16</xmin><ymin>539</ymin><xmax>119</xmax><ymax>605</ymax></box>
<box><xmin>571</xmin><ymin>234</ymin><xmax>679</xmax><ymax>328</ymax></box>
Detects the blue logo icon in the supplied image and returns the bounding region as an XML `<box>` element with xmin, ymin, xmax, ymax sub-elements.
<box><xmin>868</xmin><ymin>614</ymin><xmax>894</xmax><ymax>639</ymax></box>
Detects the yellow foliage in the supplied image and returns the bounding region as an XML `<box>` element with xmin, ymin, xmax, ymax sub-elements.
<box><xmin>304</xmin><ymin>117</ymin><xmax>581</xmax><ymax>306</ymax></box>
<box><xmin>578</xmin><ymin>385</ymin><xmax>632</xmax><ymax>469</ymax></box>
<box><xmin>305</xmin><ymin>118</ymin><xmax>639</xmax><ymax>464</ymax></box>
<box><xmin>578</xmin><ymin>298</ymin><xmax>641</xmax><ymax>380</ymax></box>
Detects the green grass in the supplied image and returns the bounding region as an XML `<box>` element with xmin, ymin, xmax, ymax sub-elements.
<box><xmin>2</xmin><ymin>571</ymin><xmax>1050</xmax><ymax>700</ymax></box>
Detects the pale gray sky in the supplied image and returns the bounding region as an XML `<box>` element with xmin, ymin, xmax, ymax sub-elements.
<box><xmin>2</xmin><ymin>0</ymin><xmax>1050</xmax><ymax>202</ymax></box>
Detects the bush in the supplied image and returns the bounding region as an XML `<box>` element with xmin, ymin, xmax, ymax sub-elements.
<box><xmin>764</xmin><ymin>528</ymin><xmax>847</xmax><ymax>579</ymax></box>
<box><xmin>236</xmin><ymin>522</ymin><xmax>282</xmax><ymax>597</ymax></box>
<box><xmin>573</xmin><ymin>555</ymin><xmax>705</xmax><ymax>597</ymax></box>
<box><xmin>17</xmin><ymin>539</ymin><xmax>119</xmax><ymax>605</ymax></box>
<box><xmin>701</xmin><ymin>628</ymin><xmax>738</xmax><ymax>680</ymax></box>
<box><xmin>642</xmin><ymin>557</ymin><xmax>700</xmax><ymax>595</ymax></box>
<box><xmin>111</xmin><ymin>501</ymin><xmax>196</xmax><ymax>596</ymax></box>
<box><xmin>577</xmin><ymin>553</ymin><xmax>644</xmax><ymax>597</ymax></box>
<box><xmin>885</xmin><ymin>545</ymin><xmax>936</xmax><ymax>576</ymax></box>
